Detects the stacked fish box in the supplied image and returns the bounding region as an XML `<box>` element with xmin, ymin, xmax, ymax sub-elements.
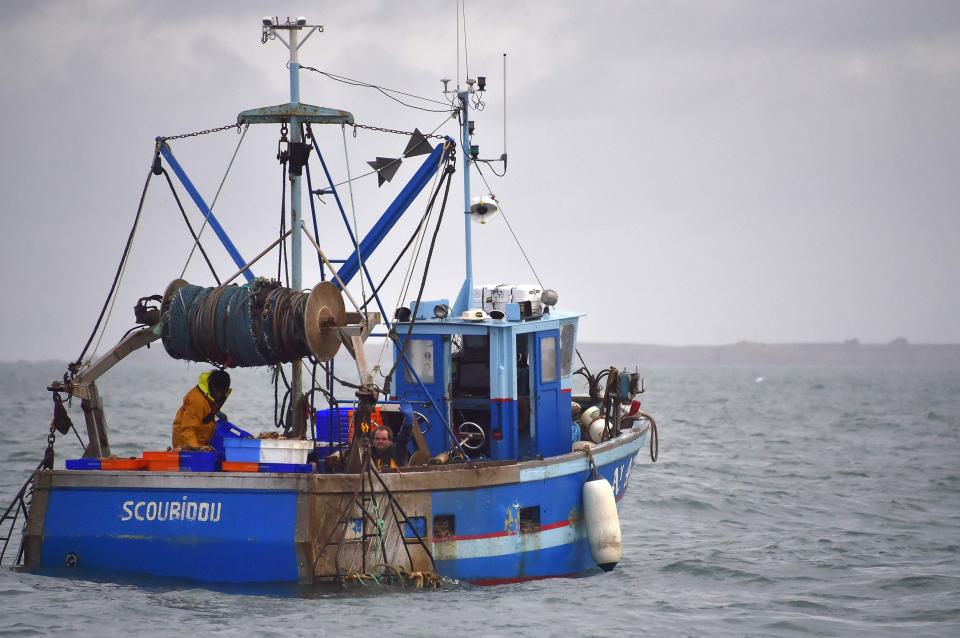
<box><xmin>222</xmin><ymin>438</ymin><xmax>314</xmax><ymax>473</ymax></box>
<box><xmin>314</xmin><ymin>407</ymin><xmax>352</xmax><ymax>455</ymax></box>
<box><xmin>141</xmin><ymin>450</ymin><xmax>219</xmax><ymax>472</ymax></box>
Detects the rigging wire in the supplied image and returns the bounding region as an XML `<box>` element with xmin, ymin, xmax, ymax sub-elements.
<box><xmin>341</xmin><ymin>125</ymin><xmax>367</xmax><ymax>306</ymax></box>
<box><xmin>373</xmin><ymin>157</ymin><xmax>446</xmax><ymax>373</ymax></box>
<box><xmin>161</xmin><ymin>169</ymin><xmax>221</xmax><ymax>285</ymax></box>
<box><xmin>73</xmin><ymin>166</ymin><xmax>153</xmax><ymax>369</ymax></box>
<box><xmin>278</xmin><ymin>147</ymin><xmax>289</xmax><ymax>285</ymax></box>
<box><xmin>300</xmin><ymin>65</ymin><xmax>452</xmax><ymax>113</ymax></box>
<box><xmin>324</xmin><ymin>116</ymin><xmax>455</xmax><ymax>190</ymax></box>
<box><xmin>461</xmin><ymin>0</ymin><xmax>471</xmax><ymax>85</ymax></box>
<box><xmin>179</xmin><ymin>124</ymin><xmax>249</xmax><ymax>280</ymax></box>
<box><xmin>90</xmin><ymin>221</ymin><xmax>138</xmax><ymax>360</ymax></box>
<box><xmin>456</xmin><ymin>1</ymin><xmax>460</xmax><ymax>90</ymax></box>
<box><xmin>383</xmin><ymin>159</ymin><xmax>455</xmax><ymax>383</ymax></box>
<box><xmin>361</xmin><ymin>203</ymin><xmax>432</xmax><ymax>311</ymax></box>
<box><xmin>473</xmin><ymin>163</ymin><xmax>544</xmax><ymax>288</ymax></box>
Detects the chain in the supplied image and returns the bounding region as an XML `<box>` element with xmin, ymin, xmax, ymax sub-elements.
<box><xmin>160</xmin><ymin>122</ymin><xmax>242</xmax><ymax>142</ymax></box>
<box><xmin>352</xmin><ymin>122</ymin><xmax>448</xmax><ymax>140</ymax></box>
<box><xmin>43</xmin><ymin>423</ymin><xmax>56</xmax><ymax>470</ymax></box>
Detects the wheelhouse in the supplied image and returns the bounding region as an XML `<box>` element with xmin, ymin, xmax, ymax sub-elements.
<box><xmin>392</xmin><ymin>298</ymin><xmax>581</xmax><ymax>462</ymax></box>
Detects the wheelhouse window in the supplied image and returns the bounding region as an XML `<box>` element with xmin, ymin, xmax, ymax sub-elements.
<box><xmin>560</xmin><ymin>323</ymin><xmax>576</xmax><ymax>377</ymax></box>
<box><xmin>405</xmin><ymin>338</ymin><xmax>435</xmax><ymax>384</ymax></box>
<box><xmin>540</xmin><ymin>336</ymin><xmax>558</xmax><ymax>383</ymax></box>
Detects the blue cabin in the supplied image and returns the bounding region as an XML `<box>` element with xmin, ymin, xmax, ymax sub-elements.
<box><xmin>392</xmin><ymin>293</ymin><xmax>582</xmax><ymax>462</ymax></box>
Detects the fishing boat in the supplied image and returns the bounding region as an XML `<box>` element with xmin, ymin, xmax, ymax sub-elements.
<box><xmin>0</xmin><ymin>17</ymin><xmax>657</xmax><ymax>586</ymax></box>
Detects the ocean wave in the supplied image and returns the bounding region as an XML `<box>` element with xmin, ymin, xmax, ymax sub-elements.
<box><xmin>660</xmin><ymin>559</ymin><xmax>773</xmax><ymax>584</ymax></box>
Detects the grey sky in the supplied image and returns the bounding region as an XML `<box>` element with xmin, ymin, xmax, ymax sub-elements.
<box><xmin>1</xmin><ymin>0</ymin><xmax>958</xmax><ymax>361</ymax></box>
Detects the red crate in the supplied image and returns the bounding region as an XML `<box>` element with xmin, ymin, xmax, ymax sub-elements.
<box><xmin>145</xmin><ymin>460</ymin><xmax>180</xmax><ymax>471</ymax></box>
<box><xmin>101</xmin><ymin>458</ymin><xmax>147</xmax><ymax>471</ymax></box>
<box><xmin>142</xmin><ymin>450</ymin><xmax>180</xmax><ymax>471</ymax></box>
<box><xmin>142</xmin><ymin>451</ymin><xmax>179</xmax><ymax>461</ymax></box>
<box><xmin>221</xmin><ymin>461</ymin><xmax>258</xmax><ymax>472</ymax></box>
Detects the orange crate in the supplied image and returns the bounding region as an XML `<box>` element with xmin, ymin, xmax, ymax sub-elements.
<box><xmin>101</xmin><ymin>457</ymin><xmax>147</xmax><ymax>471</ymax></box>
<box><xmin>142</xmin><ymin>450</ymin><xmax>179</xmax><ymax>471</ymax></box>
<box><xmin>146</xmin><ymin>460</ymin><xmax>180</xmax><ymax>471</ymax></box>
<box><xmin>142</xmin><ymin>451</ymin><xmax>179</xmax><ymax>461</ymax></box>
<box><xmin>222</xmin><ymin>461</ymin><xmax>259</xmax><ymax>472</ymax></box>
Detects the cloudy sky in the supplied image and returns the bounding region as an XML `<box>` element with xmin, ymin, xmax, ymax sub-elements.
<box><xmin>1</xmin><ymin>0</ymin><xmax>958</xmax><ymax>362</ymax></box>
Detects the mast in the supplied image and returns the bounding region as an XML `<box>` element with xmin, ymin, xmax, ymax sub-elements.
<box><xmin>261</xmin><ymin>16</ymin><xmax>325</xmax><ymax>436</ymax></box>
<box><xmin>288</xmin><ymin>23</ymin><xmax>305</xmax><ymax>436</ymax></box>
<box><xmin>453</xmin><ymin>87</ymin><xmax>474</xmax><ymax>315</ymax></box>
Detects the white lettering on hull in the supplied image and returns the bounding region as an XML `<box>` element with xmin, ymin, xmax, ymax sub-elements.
<box><xmin>120</xmin><ymin>497</ymin><xmax>222</xmax><ymax>523</ymax></box>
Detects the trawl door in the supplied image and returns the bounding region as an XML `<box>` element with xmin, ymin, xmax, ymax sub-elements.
<box><xmin>532</xmin><ymin>330</ymin><xmax>565</xmax><ymax>458</ymax></box>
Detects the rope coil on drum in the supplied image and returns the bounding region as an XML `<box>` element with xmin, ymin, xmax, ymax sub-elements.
<box><xmin>161</xmin><ymin>278</ymin><xmax>345</xmax><ymax>367</ymax></box>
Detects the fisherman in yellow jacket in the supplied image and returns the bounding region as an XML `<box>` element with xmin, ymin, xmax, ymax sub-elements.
<box><xmin>172</xmin><ymin>370</ymin><xmax>231</xmax><ymax>450</ymax></box>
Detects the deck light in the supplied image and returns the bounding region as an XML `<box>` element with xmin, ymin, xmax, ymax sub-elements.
<box><xmin>296</xmin><ymin>16</ymin><xmax>307</xmax><ymax>26</ymax></box>
<box><xmin>433</xmin><ymin>304</ymin><xmax>451</xmax><ymax>320</ymax></box>
<box><xmin>262</xmin><ymin>16</ymin><xmax>273</xmax><ymax>26</ymax></box>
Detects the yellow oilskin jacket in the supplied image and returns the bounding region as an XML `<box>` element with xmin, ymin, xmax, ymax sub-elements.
<box><xmin>172</xmin><ymin>372</ymin><xmax>226</xmax><ymax>449</ymax></box>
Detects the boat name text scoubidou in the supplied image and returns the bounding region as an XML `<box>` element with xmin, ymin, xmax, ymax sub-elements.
<box><xmin>120</xmin><ymin>496</ymin><xmax>222</xmax><ymax>523</ymax></box>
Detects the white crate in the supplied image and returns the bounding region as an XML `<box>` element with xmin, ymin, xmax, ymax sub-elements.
<box><xmin>257</xmin><ymin>439</ymin><xmax>313</xmax><ymax>464</ymax></box>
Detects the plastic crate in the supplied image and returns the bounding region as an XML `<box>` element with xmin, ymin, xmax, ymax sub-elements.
<box><xmin>100</xmin><ymin>457</ymin><xmax>147</xmax><ymax>471</ymax></box>
<box><xmin>221</xmin><ymin>461</ymin><xmax>258</xmax><ymax>472</ymax></box>
<box><xmin>314</xmin><ymin>407</ymin><xmax>353</xmax><ymax>442</ymax></box>
<box><xmin>180</xmin><ymin>451</ymin><xmax>218</xmax><ymax>472</ymax></box>
<box><xmin>143</xmin><ymin>451</ymin><xmax>179</xmax><ymax>461</ymax></box>
<box><xmin>211</xmin><ymin>420</ymin><xmax>252</xmax><ymax>455</ymax></box>
<box><xmin>223</xmin><ymin>438</ymin><xmax>312</xmax><ymax>464</ymax></box>
<box><xmin>65</xmin><ymin>458</ymin><xmax>101</xmax><ymax>470</ymax></box>
<box><xmin>258</xmin><ymin>439</ymin><xmax>312</xmax><ymax>464</ymax></box>
<box><xmin>143</xmin><ymin>450</ymin><xmax>180</xmax><ymax>471</ymax></box>
<box><xmin>222</xmin><ymin>438</ymin><xmax>261</xmax><ymax>463</ymax></box>
<box><xmin>146</xmin><ymin>460</ymin><xmax>180</xmax><ymax>471</ymax></box>
<box><xmin>259</xmin><ymin>462</ymin><xmax>314</xmax><ymax>474</ymax></box>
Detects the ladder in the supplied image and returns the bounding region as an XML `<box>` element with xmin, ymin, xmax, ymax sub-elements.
<box><xmin>0</xmin><ymin>464</ymin><xmax>41</xmax><ymax>567</ymax></box>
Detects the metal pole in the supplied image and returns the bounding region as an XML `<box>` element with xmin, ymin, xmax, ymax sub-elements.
<box><xmin>456</xmin><ymin>90</ymin><xmax>473</xmax><ymax>314</ymax></box>
<box><xmin>289</xmin><ymin>25</ymin><xmax>305</xmax><ymax>437</ymax></box>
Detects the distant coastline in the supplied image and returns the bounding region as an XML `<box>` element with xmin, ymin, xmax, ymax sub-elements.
<box><xmin>578</xmin><ymin>340</ymin><xmax>960</xmax><ymax>367</ymax></box>
<box><xmin>4</xmin><ymin>339</ymin><xmax>960</xmax><ymax>368</ymax></box>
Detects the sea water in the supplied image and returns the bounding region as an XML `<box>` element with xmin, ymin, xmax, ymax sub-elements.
<box><xmin>0</xmin><ymin>353</ymin><xmax>958</xmax><ymax>637</ymax></box>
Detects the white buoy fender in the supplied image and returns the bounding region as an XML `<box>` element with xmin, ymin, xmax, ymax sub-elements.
<box><xmin>583</xmin><ymin>475</ymin><xmax>622</xmax><ymax>571</ymax></box>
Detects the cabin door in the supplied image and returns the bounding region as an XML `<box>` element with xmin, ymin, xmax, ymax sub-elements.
<box><xmin>532</xmin><ymin>329</ymin><xmax>565</xmax><ymax>457</ymax></box>
<box><xmin>396</xmin><ymin>335</ymin><xmax>448</xmax><ymax>454</ymax></box>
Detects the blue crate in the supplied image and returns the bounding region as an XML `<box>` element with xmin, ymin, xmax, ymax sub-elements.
<box><xmin>180</xmin><ymin>462</ymin><xmax>218</xmax><ymax>472</ymax></box>
<box><xmin>180</xmin><ymin>451</ymin><xmax>219</xmax><ymax>472</ymax></box>
<box><xmin>222</xmin><ymin>438</ymin><xmax>261</xmax><ymax>463</ymax></box>
<box><xmin>211</xmin><ymin>420</ymin><xmax>253</xmax><ymax>455</ymax></box>
<box><xmin>65</xmin><ymin>458</ymin><xmax>101</xmax><ymax>470</ymax></box>
<box><xmin>314</xmin><ymin>407</ymin><xmax>352</xmax><ymax>442</ymax></box>
<box><xmin>258</xmin><ymin>462</ymin><xmax>314</xmax><ymax>474</ymax></box>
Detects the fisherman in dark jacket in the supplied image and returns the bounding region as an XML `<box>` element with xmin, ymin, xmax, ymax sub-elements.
<box><xmin>370</xmin><ymin>426</ymin><xmax>400</xmax><ymax>471</ymax></box>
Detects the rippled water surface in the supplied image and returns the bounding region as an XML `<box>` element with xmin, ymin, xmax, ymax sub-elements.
<box><xmin>1</xmin><ymin>353</ymin><xmax>959</xmax><ymax>637</ymax></box>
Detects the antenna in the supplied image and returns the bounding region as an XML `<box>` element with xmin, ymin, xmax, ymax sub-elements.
<box><xmin>502</xmin><ymin>53</ymin><xmax>508</xmax><ymax>169</ymax></box>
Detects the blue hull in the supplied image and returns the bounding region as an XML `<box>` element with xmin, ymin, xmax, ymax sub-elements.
<box><xmin>27</xmin><ymin>428</ymin><xmax>647</xmax><ymax>585</ymax></box>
